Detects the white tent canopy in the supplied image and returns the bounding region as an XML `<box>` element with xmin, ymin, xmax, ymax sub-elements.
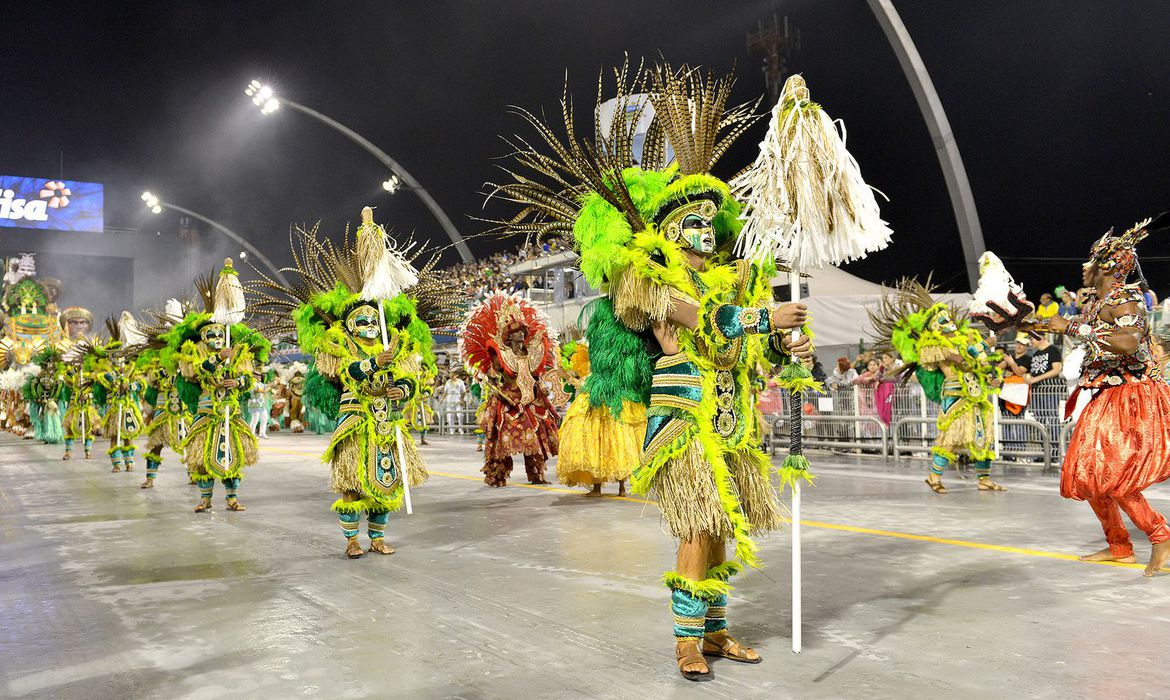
<box><xmin>773</xmin><ymin>267</ymin><xmax>969</xmax><ymax>350</ymax></box>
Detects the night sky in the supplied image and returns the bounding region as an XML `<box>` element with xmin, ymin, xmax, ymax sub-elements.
<box><xmin>6</xmin><ymin>0</ymin><xmax>1170</xmax><ymax>298</ymax></box>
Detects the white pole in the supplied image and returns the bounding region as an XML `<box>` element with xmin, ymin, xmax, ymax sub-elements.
<box><xmin>380</xmin><ymin>303</ymin><xmax>412</xmax><ymax>515</ymax></box>
<box><xmin>222</xmin><ymin>327</ymin><xmax>232</xmax><ymax>469</ymax></box>
<box><xmin>395</xmin><ymin>424</ymin><xmax>413</xmax><ymax>515</ymax></box>
<box><xmin>789</xmin><ymin>269</ymin><xmax>802</xmax><ymax>655</ymax></box>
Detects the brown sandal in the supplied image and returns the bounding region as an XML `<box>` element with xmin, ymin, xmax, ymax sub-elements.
<box><xmin>978</xmin><ymin>478</ymin><xmax>1007</xmax><ymax>491</ymax></box>
<box><xmin>225</xmin><ymin>500</ymin><xmax>246</xmax><ymax>511</ymax></box>
<box><xmin>368</xmin><ymin>539</ymin><xmax>395</xmax><ymax>555</ymax></box>
<box><xmin>702</xmin><ymin>631</ymin><xmax>762</xmax><ymax>664</ymax></box>
<box><xmin>676</xmin><ymin>639</ymin><xmax>712</xmax><ymax>682</ymax></box>
<box><xmin>194</xmin><ymin>499</ymin><xmax>212</xmax><ymax>513</ymax></box>
<box><xmin>925</xmin><ymin>478</ymin><xmax>948</xmax><ymax>494</ymax></box>
<box><xmin>345</xmin><ymin>538</ymin><xmax>364</xmax><ymax>559</ymax></box>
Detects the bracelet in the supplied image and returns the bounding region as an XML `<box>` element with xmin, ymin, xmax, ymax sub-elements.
<box><xmin>735</xmin><ymin>306</ymin><xmax>772</xmax><ymax>335</ymax></box>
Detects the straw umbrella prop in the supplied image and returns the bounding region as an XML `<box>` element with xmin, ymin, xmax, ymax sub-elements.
<box><xmin>731</xmin><ymin>74</ymin><xmax>893</xmax><ymax>653</ymax></box>
<box><xmin>356</xmin><ymin>206</ymin><xmax>420</xmax><ymax>513</ymax></box>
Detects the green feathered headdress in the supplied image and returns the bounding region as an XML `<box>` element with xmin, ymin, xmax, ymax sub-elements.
<box><xmin>157</xmin><ymin>311</ymin><xmax>270</xmax><ymax>371</ymax></box>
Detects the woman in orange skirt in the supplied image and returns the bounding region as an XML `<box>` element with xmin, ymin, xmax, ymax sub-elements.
<box><xmin>1045</xmin><ymin>214</ymin><xmax>1170</xmax><ymax>576</ymax></box>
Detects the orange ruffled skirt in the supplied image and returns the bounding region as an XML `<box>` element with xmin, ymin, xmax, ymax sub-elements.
<box><xmin>1060</xmin><ymin>379</ymin><xmax>1170</xmax><ymax>500</ymax></box>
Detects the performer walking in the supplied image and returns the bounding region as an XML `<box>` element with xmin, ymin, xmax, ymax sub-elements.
<box><xmin>166</xmin><ymin>262</ymin><xmax>270</xmax><ymax>512</ymax></box>
<box><xmin>61</xmin><ymin>341</ymin><xmax>102</xmax><ymax>461</ymax></box>
<box><xmin>138</xmin><ymin>300</ymin><xmax>193</xmax><ymax>488</ymax></box>
<box><xmin>556</xmin><ymin>323</ymin><xmax>641</xmax><ymax>497</ymax></box>
<box><xmin>870</xmin><ymin>280</ymin><xmax>1007</xmax><ymax>493</ymax></box>
<box><xmin>96</xmin><ymin>313</ymin><xmax>146</xmax><ymax>472</ymax></box>
<box><xmin>1041</xmin><ymin>216</ymin><xmax>1170</xmax><ymax>576</ymax></box>
<box><xmin>248</xmin><ymin>211</ymin><xmax>460</xmax><ymax>557</ymax></box>
<box><xmin>460</xmin><ymin>293</ymin><xmax>560</xmax><ymax>488</ymax></box>
<box><xmin>486</xmin><ymin>61</ymin><xmax>812</xmax><ymax>681</ymax></box>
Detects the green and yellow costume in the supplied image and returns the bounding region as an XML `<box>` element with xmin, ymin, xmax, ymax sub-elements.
<box><xmin>488</xmin><ymin>62</ymin><xmax>807</xmax><ymax>662</ymax></box>
<box><xmin>161</xmin><ymin>264</ymin><xmax>271</xmax><ymax>511</ymax></box>
<box><xmin>61</xmin><ymin>345</ymin><xmax>103</xmax><ymax>460</ymax></box>
<box><xmin>249</xmin><ymin>212</ymin><xmax>460</xmax><ymax>556</ymax></box>
<box><xmin>870</xmin><ymin>280</ymin><xmax>1003</xmax><ymax>482</ymax></box>
<box><xmin>140</xmin><ymin>358</ymin><xmax>190</xmax><ymax>486</ymax></box>
<box><xmin>23</xmin><ymin>348</ymin><xmax>64</xmax><ymax>445</ymax></box>
<box><xmin>96</xmin><ymin>349</ymin><xmax>143</xmax><ymax>471</ymax></box>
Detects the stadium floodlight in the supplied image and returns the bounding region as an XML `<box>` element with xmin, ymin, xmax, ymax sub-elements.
<box><xmin>242</xmin><ymin>78</ymin><xmax>473</xmax><ymax>261</ymax></box>
<box><xmin>245</xmin><ymin>80</ymin><xmax>280</xmax><ymax>115</ymax></box>
<box><xmin>138</xmin><ymin>190</ymin><xmax>289</xmax><ymax>286</ymax></box>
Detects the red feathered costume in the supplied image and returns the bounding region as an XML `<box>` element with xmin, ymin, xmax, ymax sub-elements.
<box><xmin>460</xmin><ymin>293</ymin><xmax>560</xmax><ymax>487</ymax></box>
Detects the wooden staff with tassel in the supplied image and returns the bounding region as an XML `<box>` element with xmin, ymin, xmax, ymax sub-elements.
<box><xmin>732</xmin><ymin>74</ymin><xmax>893</xmax><ymax>654</ymax></box>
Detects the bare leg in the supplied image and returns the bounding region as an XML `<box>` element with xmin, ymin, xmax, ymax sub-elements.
<box><xmin>584</xmin><ymin>483</ymin><xmax>603</xmax><ymax>498</ymax></box>
<box><xmin>617</xmin><ymin>479</ymin><xmax>627</xmax><ymax>497</ymax></box>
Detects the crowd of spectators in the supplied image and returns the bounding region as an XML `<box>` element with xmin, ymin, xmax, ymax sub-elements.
<box><xmin>431</xmin><ymin>236</ymin><xmax>574</xmax><ymax>305</ymax></box>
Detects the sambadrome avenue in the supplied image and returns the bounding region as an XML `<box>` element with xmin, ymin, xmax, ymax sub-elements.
<box><xmin>3</xmin><ymin>2</ymin><xmax>1169</xmax><ymax>698</ymax></box>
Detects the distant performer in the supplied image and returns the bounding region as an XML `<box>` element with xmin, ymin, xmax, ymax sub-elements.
<box><xmin>460</xmin><ymin>292</ymin><xmax>560</xmax><ymax>488</ymax></box>
<box><xmin>1042</xmin><ymin>216</ymin><xmax>1170</xmax><ymax>576</ymax></box>
<box><xmin>168</xmin><ymin>262</ymin><xmax>270</xmax><ymax>513</ymax></box>
<box><xmin>870</xmin><ymin>279</ymin><xmax>1007</xmax><ymax>493</ymax></box>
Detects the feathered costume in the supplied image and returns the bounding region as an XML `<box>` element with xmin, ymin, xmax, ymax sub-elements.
<box><xmin>869</xmin><ymin>279</ymin><xmax>1004</xmax><ymax>492</ymax></box>
<box><xmin>248</xmin><ymin>209</ymin><xmax>461</xmax><ymax>556</ymax></box>
<box><xmin>137</xmin><ymin>299</ymin><xmax>195</xmax><ymax>487</ymax></box>
<box><xmin>22</xmin><ymin>350</ymin><xmax>64</xmax><ymax>444</ymax></box>
<box><xmin>460</xmin><ymin>292</ymin><xmax>560</xmax><ymax>487</ymax></box>
<box><xmin>95</xmin><ymin>313</ymin><xmax>146</xmax><ymax>472</ymax></box>
<box><xmin>162</xmin><ymin>262</ymin><xmax>270</xmax><ymax>511</ymax></box>
<box><xmin>60</xmin><ymin>337</ymin><xmax>104</xmax><ymax>459</ymax></box>
<box><xmin>1058</xmin><ymin>216</ymin><xmax>1170</xmax><ymax>566</ymax></box>
<box><xmin>556</xmin><ymin>322</ymin><xmax>643</xmax><ymax>492</ymax></box>
<box><xmin>487</xmin><ymin>60</ymin><xmax>807</xmax><ymax>670</ymax></box>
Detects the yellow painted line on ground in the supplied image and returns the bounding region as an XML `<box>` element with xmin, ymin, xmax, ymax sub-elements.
<box><xmin>263</xmin><ymin>446</ymin><xmax>1146</xmax><ymax>571</ymax></box>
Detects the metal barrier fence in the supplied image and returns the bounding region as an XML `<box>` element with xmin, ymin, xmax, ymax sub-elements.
<box><xmin>760</xmin><ymin>380</ymin><xmax>1071</xmax><ymax>467</ymax></box>
<box><xmin>422</xmin><ymin>379</ymin><xmax>1075</xmax><ymax>468</ymax></box>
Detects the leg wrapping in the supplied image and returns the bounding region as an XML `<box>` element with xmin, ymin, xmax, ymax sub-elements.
<box><xmin>367</xmin><ymin>509</ymin><xmax>389</xmax><ymax>540</ymax></box>
<box><xmin>338</xmin><ymin>511</ymin><xmax>361</xmax><ymax>539</ymax></box>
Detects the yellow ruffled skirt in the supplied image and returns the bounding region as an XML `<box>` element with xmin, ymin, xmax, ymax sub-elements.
<box><xmin>556</xmin><ymin>395</ymin><xmax>646</xmax><ymax>487</ymax></box>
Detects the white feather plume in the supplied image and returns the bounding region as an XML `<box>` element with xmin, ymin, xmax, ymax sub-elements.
<box><xmin>968</xmin><ymin>251</ymin><xmax>1026</xmax><ymax>315</ymax></box>
<box><xmin>358</xmin><ymin>212</ymin><xmax>418</xmax><ymax>301</ymax></box>
<box><xmin>119</xmin><ymin>311</ymin><xmax>147</xmax><ymax>347</ymax></box>
<box><xmin>731</xmin><ymin>75</ymin><xmax>892</xmax><ymax>269</ymax></box>
<box><xmin>164</xmin><ymin>298</ymin><xmax>184</xmax><ymax>325</ymax></box>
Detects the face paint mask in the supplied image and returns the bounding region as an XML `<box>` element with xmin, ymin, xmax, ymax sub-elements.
<box><xmin>201</xmin><ymin>324</ymin><xmax>226</xmax><ymax>350</ymax></box>
<box><xmin>346</xmin><ymin>305</ymin><xmax>381</xmax><ymax>340</ymax></box>
<box><xmin>660</xmin><ymin>198</ymin><xmax>719</xmax><ymax>255</ymax></box>
<box><xmin>681</xmin><ymin>214</ymin><xmax>715</xmax><ymax>254</ymax></box>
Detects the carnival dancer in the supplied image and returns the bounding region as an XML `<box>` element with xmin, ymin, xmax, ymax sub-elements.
<box><xmin>460</xmin><ymin>292</ymin><xmax>560</xmax><ymax>487</ymax></box>
<box><xmin>1039</xmin><ymin>216</ymin><xmax>1170</xmax><ymax>576</ymax></box>
<box><xmin>166</xmin><ymin>261</ymin><xmax>269</xmax><ymax>512</ymax></box>
<box><xmin>248</xmin><ymin>210</ymin><xmax>460</xmax><ymax>557</ymax></box>
<box><xmin>61</xmin><ymin>339</ymin><xmax>103</xmax><ymax>460</ymax></box>
<box><xmin>556</xmin><ymin>332</ymin><xmax>641</xmax><ymax>497</ymax></box>
<box><xmin>487</xmin><ymin>61</ymin><xmax>812</xmax><ymax>680</ymax></box>
<box><xmin>96</xmin><ymin>313</ymin><xmax>146</xmax><ymax>472</ymax></box>
<box><xmin>137</xmin><ymin>300</ymin><xmax>194</xmax><ymax>488</ymax></box>
<box><xmin>23</xmin><ymin>349</ymin><xmax>65</xmax><ymax>444</ymax></box>
<box><xmin>870</xmin><ymin>279</ymin><xmax>1006</xmax><ymax>493</ymax></box>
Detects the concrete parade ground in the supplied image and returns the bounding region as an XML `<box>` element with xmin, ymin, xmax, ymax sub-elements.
<box><xmin>2</xmin><ymin>431</ymin><xmax>1169</xmax><ymax>699</ymax></box>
